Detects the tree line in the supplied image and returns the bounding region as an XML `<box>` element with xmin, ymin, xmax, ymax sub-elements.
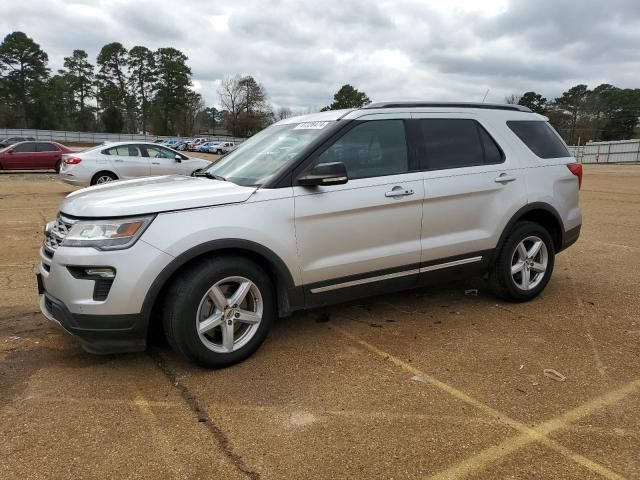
<box><xmin>507</xmin><ymin>85</ymin><xmax>640</xmax><ymax>144</ymax></box>
<box><xmin>0</xmin><ymin>31</ymin><xmax>375</xmax><ymax>138</ymax></box>
<box><xmin>0</xmin><ymin>31</ymin><xmax>203</xmax><ymax>135</ymax></box>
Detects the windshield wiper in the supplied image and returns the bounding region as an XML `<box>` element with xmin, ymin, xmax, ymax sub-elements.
<box><xmin>194</xmin><ymin>171</ymin><xmax>226</xmax><ymax>181</ymax></box>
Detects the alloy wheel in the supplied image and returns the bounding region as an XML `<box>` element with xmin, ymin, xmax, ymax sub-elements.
<box><xmin>510</xmin><ymin>235</ymin><xmax>548</xmax><ymax>290</ymax></box>
<box><xmin>196</xmin><ymin>276</ymin><xmax>263</xmax><ymax>353</ymax></box>
<box><xmin>96</xmin><ymin>175</ymin><xmax>114</xmax><ymax>184</ymax></box>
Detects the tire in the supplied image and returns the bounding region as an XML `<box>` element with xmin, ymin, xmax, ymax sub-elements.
<box><xmin>162</xmin><ymin>256</ymin><xmax>276</xmax><ymax>368</ymax></box>
<box><xmin>489</xmin><ymin>221</ymin><xmax>555</xmax><ymax>302</ymax></box>
<box><xmin>90</xmin><ymin>171</ymin><xmax>117</xmax><ymax>186</ymax></box>
<box><xmin>54</xmin><ymin>160</ymin><xmax>61</xmax><ymax>173</ymax></box>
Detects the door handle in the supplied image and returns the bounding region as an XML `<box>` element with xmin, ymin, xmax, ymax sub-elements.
<box><xmin>114</xmin><ymin>159</ymin><xmax>123</xmax><ymax>163</ymax></box>
<box><xmin>494</xmin><ymin>173</ymin><xmax>516</xmax><ymax>184</ymax></box>
<box><xmin>151</xmin><ymin>162</ymin><xmax>160</xmax><ymax>165</ymax></box>
<box><xmin>385</xmin><ymin>187</ymin><xmax>414</xmax><ymax>198</ymax></box>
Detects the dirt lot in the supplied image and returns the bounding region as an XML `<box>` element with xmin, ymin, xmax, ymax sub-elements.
<box><xmin>0</xmin><ymin>165</ymin><xmax>638</xmax><ymax>479</ymax></box>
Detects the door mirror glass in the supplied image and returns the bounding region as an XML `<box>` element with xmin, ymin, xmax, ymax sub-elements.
<box><xmin>298</xmin><ymin>162</ymin><xmax>348</xmax><ymax>187</ymax></box>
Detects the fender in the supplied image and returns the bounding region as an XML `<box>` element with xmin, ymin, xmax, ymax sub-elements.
<box><xmin>494</xmin><ymin>202</ymin><xmax>566</xmax><ymax>259</ymax></box>
<box><xmin>140</xmin><ymin>239</ymin><xmax>304</xmax><ymax>327</ymax></box>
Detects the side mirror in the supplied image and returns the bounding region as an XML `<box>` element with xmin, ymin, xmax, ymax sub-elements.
<box><xmin>7</xmin><ymin>149</ymin><xmax>14</xmax><ymax>154</ymax></box>
<box><xmin>174</xmin><ymin>154</ymin><xmax>182</xmax><ymax>163</ymax></box>
<box><xmin>298</xmin><ymin>162</ymin><xmax>348</xmax><ymax>187</ymax></box>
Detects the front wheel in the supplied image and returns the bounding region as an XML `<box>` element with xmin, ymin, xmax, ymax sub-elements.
<box><xmin>489</xmin><ymin>221</ymin><xmax>555</xmax><ymax>302</ymax></box>
<box><xmin>162</xmin><ymin>256</ymin><xmax>275</xmax><ymax>368</ymax></box>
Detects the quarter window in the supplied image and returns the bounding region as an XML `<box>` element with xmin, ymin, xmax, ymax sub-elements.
<box><xmin>507</xmin><ymin>121</ymin><xmax>570</xmax><ymax>159</ymax></box>
<box><xmin>417</xmin><ymin>119</ymin><xmax>504</xmax><ymax>170</ymax></box>
<box><xmin>316</xmin><ymin>120</ymin><xmax>409</xmax><ymax>180</ymax></box>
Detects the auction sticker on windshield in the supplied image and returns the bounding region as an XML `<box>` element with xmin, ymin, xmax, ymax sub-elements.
<box><xmin>294</xmin><ymin>121</ymin><xmax>329</xmax><ymax>130</ymax></box>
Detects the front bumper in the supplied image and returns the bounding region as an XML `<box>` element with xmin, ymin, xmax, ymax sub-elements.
<box><xmin>40</xmin><ymin>292</ymin><xmax>146</xmax><ymax>354</ymax></box>
<box><xmin>38</xmin><ymin>238</ymin><xmax>174</xmax><ymax>354</ymax></box>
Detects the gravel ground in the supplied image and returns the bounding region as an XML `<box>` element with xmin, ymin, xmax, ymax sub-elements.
<box><xmin>0</xmin><ymin>165</ymin><xmax>638</xmax><ymax>479</ymax></box>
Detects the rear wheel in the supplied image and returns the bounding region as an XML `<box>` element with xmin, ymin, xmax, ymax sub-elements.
<box><xmin>489</xmin><ymin>221</ymin><xmax>555</xmax><ymax>302</ymax></box>
<box><xmin>162</xmin><ymin>256</ymin><xmax>275</xmax><ymax>368</ymax></box>
<box><xmin>90</xmin><ymin>171</ymin><xmax>117</xmax><ymax>185</ymax></box>
<box><xmin>54</xmin><ymin>160</ymin><xmax>61</xmax><ymax>173</ymax></box>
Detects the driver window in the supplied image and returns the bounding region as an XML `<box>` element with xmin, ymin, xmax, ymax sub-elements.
<box><xmin>316</xmin><ymin>120</ymin><xmax>408</xmax><ymax>180</ymax></box>
<box><xmin>144</xmin><ymin>146</ymin><xmax>175</xmax><ymax>159</ymax></box>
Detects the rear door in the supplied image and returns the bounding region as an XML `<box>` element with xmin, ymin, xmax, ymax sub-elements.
<box><xmin>293</xmin><ymin>117</ymin><xmax>425</xmax><ymax>294</ymax></box>
<box><xmin>103</xmin><ymin>144</ymin><xmax>150</xmax><ymax>179</ymax></box>
<box><xmin>410</xmin><ymin>114</ymin><xmax>527</xmax><ymax>265</ymax></box>
<box><xmin>35</xmin><ymin>142</ymin><xmax>62</xmax><ymax>169</ymax></box>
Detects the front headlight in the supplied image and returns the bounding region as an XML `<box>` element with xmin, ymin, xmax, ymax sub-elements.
<box><xmin>62</xmin><ymin>216</ymin><xmax>154</xmax><ymax>250</ymax></box>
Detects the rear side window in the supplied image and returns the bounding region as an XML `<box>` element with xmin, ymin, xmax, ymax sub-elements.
<box><xmin>507</xmin><ymin>121</ymin><xmax>570</xmax><ymax>159</ymax></box>
<box><xmin>417</xmin><ymin>119</ymin><xmax>504</xmax><ymax>170</ymax></box>
<box><xmin>317</xmin><ymin>120</ymin><xmax>409</xmax><ymax>180</ymax></box>
<box><xmin>103</xmin><ymin>145</ymin><xmax>144</xmax><ymax>157</ymax></box>
<box><xmin>36</xmin><ymin>142</ymin><xmax>59</xmax><ymax>152</ymax></box>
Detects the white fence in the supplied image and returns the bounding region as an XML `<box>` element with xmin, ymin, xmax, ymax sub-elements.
<box><xmin>0</xmin><ymin>128</ymin><xmax>246</xmax><ymax>145</ymax></box>
<box><xmin>569</xmin><ymin>140</ymin><xmax>640</xmax><ymax>164</ymax></box>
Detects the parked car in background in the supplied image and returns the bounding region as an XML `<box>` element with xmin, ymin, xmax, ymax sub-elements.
<box><xmin>197</xmin><ymin>141</ymin><xmax>219</xmax><ymax>152</ymax></box>
<box><xmin>187</xmin><ymin>138</ymin><xmax>208</xmax><ymax>151</ymax></box>
<box><xmin>0</xmin><ymin>136</ymin><xmax>36</xmax><ymax>148</ymax></box>
<box><xmin>163</xmin><ymin>140</ymin><xmax>181</xmax><ymax>149</ymax></box>
<box><xmin>58</xmin><ymin>141</ymin><xmax>211</xmax><ymax>186</ymax></box>
<box><xmin>175</xmin><ymin>140</ymin><xmax>189</xmax><ymax>151</ymax></box>
<box><xmin>211</xmin><ymin>141</ymin><xmax>236</xmax><ymax>154</ymax></box>
<box><xmin>0</xmin><ymin>141</ymin><xmax>73</xmax><ymax>172</ymax></box>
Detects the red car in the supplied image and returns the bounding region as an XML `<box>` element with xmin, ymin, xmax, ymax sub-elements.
<box><xmin>0</xmin><ymin>141</ymin><xmax>73</xmax><ymax>172</ymax></box>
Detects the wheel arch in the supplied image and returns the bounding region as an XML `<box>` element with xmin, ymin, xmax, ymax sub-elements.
<box><xmin>142</xmin><ymin>239</ymin><xmax>303</xmax><ymax>339</ymax></box>
<box><xmin>495</xmin><ymin>203</ymin><xmax>565</xmax><ymax>257</ymax></box>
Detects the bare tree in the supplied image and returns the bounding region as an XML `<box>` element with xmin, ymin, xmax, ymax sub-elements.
<box><xmin>276</xmin><ymin>106</ymin><xmax>293</xmax><ymax>120</ymax></box>
<box><xmin>217</xmin><ymin>75</ymin><xmax>245</xmax><ymax>130</ymax></box>
<box><xmin>504</xmin><ymin>93</ymin><xmax>521</xmax><ymax>104</ymax></box>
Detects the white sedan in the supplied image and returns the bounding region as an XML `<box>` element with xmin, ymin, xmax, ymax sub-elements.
<box><xmin>59</xmin><ymin>142</ymin><xmax>212</xmax><ymax>186</ymax></box>
<box><xmin>209</xmin><ymin>141</ymin><xmax>237</xmax><ymax>154</ymax></box>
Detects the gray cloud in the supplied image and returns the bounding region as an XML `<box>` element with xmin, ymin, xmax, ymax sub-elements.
<box><xmin>1</xmin><ymin>0</ymin><xmax>639</xmax><ymax>108</ymax></box>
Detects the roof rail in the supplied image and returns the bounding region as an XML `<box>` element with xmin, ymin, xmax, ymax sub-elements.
<box><xmin>362</xmin><ymin>101</ymin><xmax>532</xmax><ymax>113</ymax></box>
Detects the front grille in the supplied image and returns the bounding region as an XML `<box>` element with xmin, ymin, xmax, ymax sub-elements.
<box><xmin>43</xmin><ymin>214</ymin><xmax>77</xmax><ymax>256</ymax></box>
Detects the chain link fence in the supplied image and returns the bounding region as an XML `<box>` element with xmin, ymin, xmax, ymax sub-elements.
<box><xmin>0</xmin><ymin>128</ymin><xmax>246</xmax><ymax>145</ymax></box>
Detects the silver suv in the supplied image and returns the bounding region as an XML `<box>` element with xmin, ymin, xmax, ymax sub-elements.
<box><xmin>37</xmin><ymin>102</ymin><xmax>582</xmax><ymax>368</ymax></box>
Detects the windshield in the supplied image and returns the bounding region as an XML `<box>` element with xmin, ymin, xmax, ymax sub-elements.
<box><xmin>204</xmin><ymin>122</ymin><xmax>334</xmax><ymax>186</ymax></box>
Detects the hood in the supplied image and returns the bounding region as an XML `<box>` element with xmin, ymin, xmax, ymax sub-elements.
<box><xmin>60</xmin><ymin>175</ymin><xmax>257</xmax><ymax>218</ymax></box>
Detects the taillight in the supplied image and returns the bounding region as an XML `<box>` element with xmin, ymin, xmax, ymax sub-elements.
<box><xmin>567</xmin><ymin>163</ymin><xmax>582</xmax><ymax>189</ymax></box>
<box><xmin>64</xmin><ymin>157</ymin><xmax>82</xmax><ymax>165</ymax></box>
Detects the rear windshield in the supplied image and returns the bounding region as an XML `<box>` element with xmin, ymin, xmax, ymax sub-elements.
<box><xmin>507</xmin><ymin>121</ymin><xmax>570</xmax><ymax>159</ymax></box>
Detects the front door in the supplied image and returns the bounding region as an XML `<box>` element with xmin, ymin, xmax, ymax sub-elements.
<box><xmin>5</xmin><ymin>142</ymin><xmax>38</xmax><ymax>169</ymax></box>
<box><xmin>104</xmin><ymin>144</ymin><xmax>150</xmax><ymax>179</ymax></box>
<box><xmin>143</xmin><ymin>145</ymin><xmax>185</xmax><ymax>175</ymax></box>
<box><xmin>293</xmin><ymin>118</ymin><xmax>424</xmax><ymax>295</ymax></box>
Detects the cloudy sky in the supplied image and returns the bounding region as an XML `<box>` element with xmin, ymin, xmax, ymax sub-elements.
<box><xmin>2</xmin><ymin>0</ymin><xmax>640</xmax><ymax>110</ymax></box>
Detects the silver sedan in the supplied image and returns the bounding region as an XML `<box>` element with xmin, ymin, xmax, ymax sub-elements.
<box><xmin>59</xmin><ymin>141</ymin><xmax>212</xmax><ymax>186</ymax></box>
